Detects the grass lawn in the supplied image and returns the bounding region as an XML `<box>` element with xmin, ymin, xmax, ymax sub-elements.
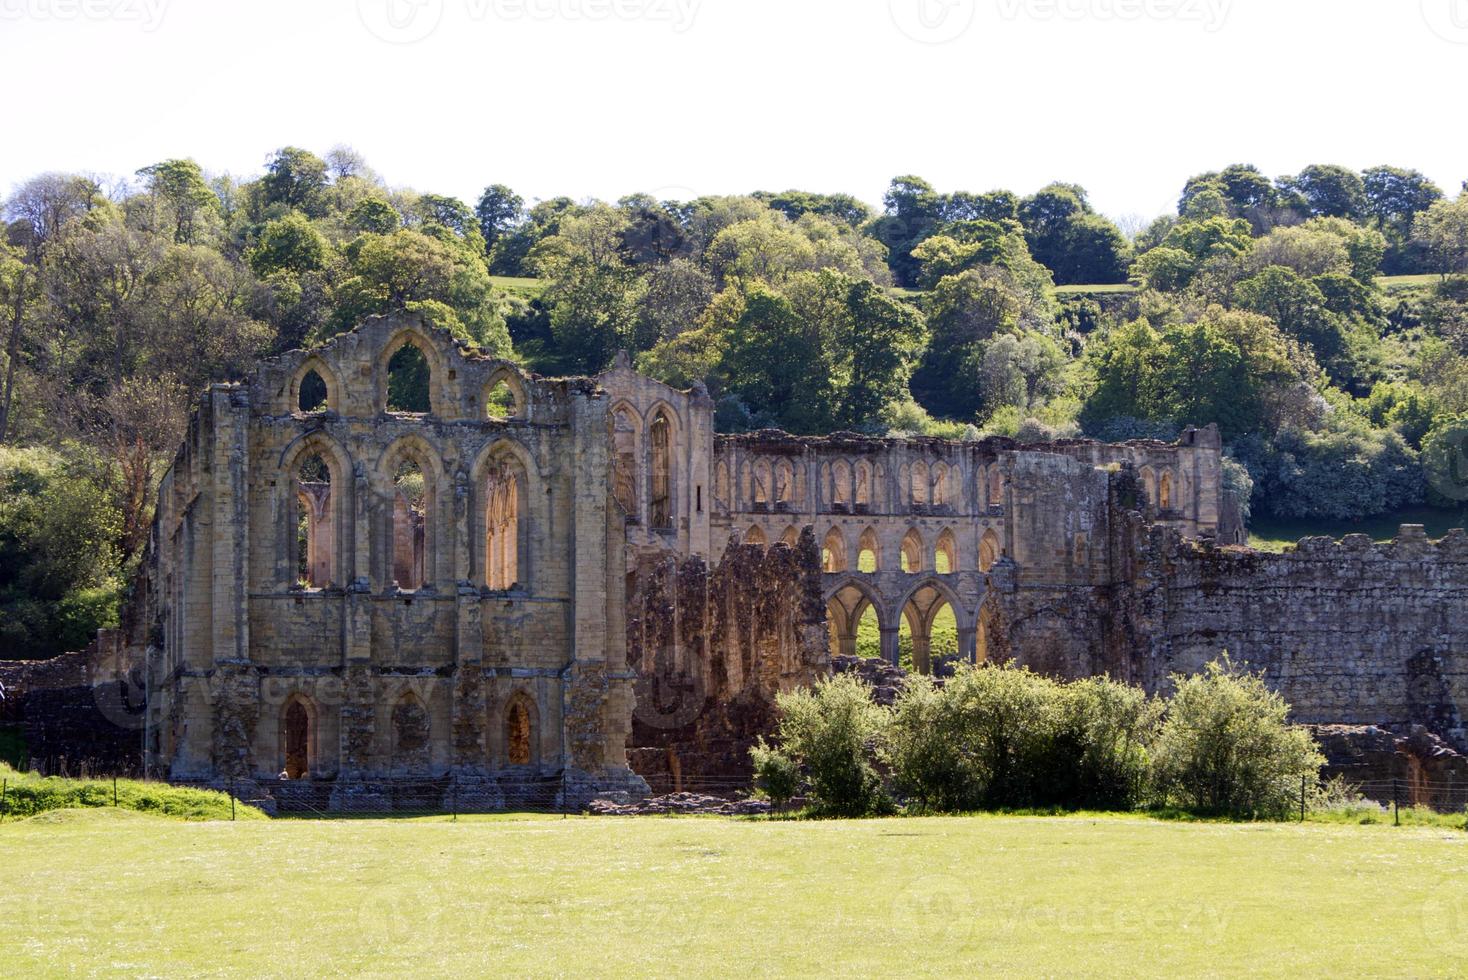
<box><xmin>489</xmin><ymin>275</ymin><xmax>547</xmax><ymax>299</ymax></box>
<box><xmin>5</xmin><ymin>810</ymin><xmax>1468</xmax><ymax>976</ymax></box>
<box><xmin>1248</xmin><ymin>505</ymin><xmax>1468</xmax><ymax>553</ymax></box>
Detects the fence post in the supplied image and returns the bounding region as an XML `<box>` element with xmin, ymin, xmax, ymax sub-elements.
<box><xmin>1</xmin><ymin>777</ymin><xmax>7</xmax><ymax>822</ymax></box>
<box><xmin>230</xmin><ymin>777</ymin><xmax>236</xmax><ymax>822</ymax></box>
<box><xmin>452</xmin><ymin>774</ymin><xmax>458</xmax><ymax>823</ymax></box>
<box><xmin>1300</xmin><ymin>774</ymin><xmax>1307</xmax><ymax>823</ymax></box>
<box><xmin>1393</xmin><ymin>777</ymin><xmax>1400</xmax><ymax>827</ymax></box>
<box><xmin>113</xmin><ymin>776</ymin><xmax>118</xmax><ymax>808</ymax></box>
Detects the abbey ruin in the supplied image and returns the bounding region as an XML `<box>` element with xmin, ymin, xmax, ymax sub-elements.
<box><xmin>7</xmin><ymin>311</ymin><xmax>1465</xmax><ymax>807</ymax></box>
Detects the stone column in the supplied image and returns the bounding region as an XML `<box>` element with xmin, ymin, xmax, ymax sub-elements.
<box><xmin>880</xmin><ymin>626</ymin><xmax>901</xmax><ymax>668</ymax></box>
<box><xmin>957</xmin><ymin>627</ymin><xmax>978</xmax><ymax>665</ymax></box>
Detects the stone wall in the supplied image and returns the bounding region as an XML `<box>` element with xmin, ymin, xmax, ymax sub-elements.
<box><xmin>625</xmin><ymin>528</ymin><xmax>827</xmax><ymax>792</ymax></box>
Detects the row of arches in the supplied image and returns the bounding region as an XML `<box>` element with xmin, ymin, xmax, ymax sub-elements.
<box><xmin>825</xmin><ymin>577</ymin><xmax>990</xmax><ymax>676</ymax></box>
<box><xmin>287</xmin><ymin>329</ymin><xmax>529</xmax><ymax>422</ymax></box>
<box><xmin>762</xmin><ymin>525</ymin><xmax>1005</xmax><ymax>576</ymax></box>
<box><xmin>279</xmin><ymin>690</ymin><xmax>540</xmax><ymax>779</ymax></box>
<box><xmin>285</xmin><ymin>433</ymin><xmax>533</xmax><ymax>594</ymax></box>
<box><xmin>714</xmin><ymin>454</ymin><xmax>1012</xmax><ymax>515</ymax></box>
<box><xmin>611</xmin><ymin>401</ymin><xmax>679</xmax><ymax>531</ymax></box>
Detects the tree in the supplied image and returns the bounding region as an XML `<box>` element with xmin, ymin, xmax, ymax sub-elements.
<box><xmin>873</xmin><ymin>175</ymin><xmax>944</xmax><ymax>287</ymax></box>
<box><xmin>248</xmin><ymin>212</ymin><xmax>329</xmax><ymax>277</ymax></box>
<box><xmin>1179</xmin><ymin>165</ymin><xmax>1278</xmax><ymax>230</ymax></box>
<box><xmin>331</xmin><ymin>229</ymin><xmax>509</xmax><ymax>352</ymax></box>
<box><xmin>1278</xmin><ymin>164</ymin><xmax>1367</xmax><ymax>222</ymax></box>
<box><xmin>1363</xmin><ymin>166</ymin><xmax>1443</xmax><ymax>238</ymax></box>
<box><xmin>719</xmin><ymin>283</ymin><xmax>833</xmax><ymax>433</ymax></box>
<box><xmin>1018</xmin><ymin>184</ymin><xmax>1129</xmax><ymax>285</ymax></box>
<box><xmin>5</xmin><ymin>173</ymin><xmax>105</xmax><ymax>256</ymax></box>
<box><xmin>1416</xmin><ymin>195</ymin><xmax>1468</xmax><ymax>276</ymax></box>
<box><xmin>0</xmin><ymin>245</ymin><xmax>39</xmax><ymax>444</ymax></box>
<box><xmin>345</xmin><ymin>197</ymin><xmax>401</xmax><ymax>235</ymax></box>
<box><xmin>259</xmin><ymin>147</ymin><xmax>329</xmax><ymax>216</ymax></box>
<box><xmin>135</xmin><ymin>159</ymin><xmax>220</xmax><ymax>244</ymax></box>
<box><xmin>836</xmin><ymin>279</ymin><xmax>927</xmax><ymax>429</ymax></box>
<box><xmin>1151</xmin><ymin>658</ymin><xmax>1324</xmax><ymax>820</ymax></box>
<box><xmin>1234</xmin><ymin>266</ymin><xmax>1347</xmax><ymax>367</ymax></box>
<box><xmin>475</xmin><ymin>184</ymin><xmax>525</xmax><ymax>263</ymax></box>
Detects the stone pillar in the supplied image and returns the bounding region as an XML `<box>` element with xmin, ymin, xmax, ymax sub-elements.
<box><xmin>880</xmin><ymin>627</ymin><xmax>901</xmax><ymax>667</ymax></box>
<box><xmin>957</xmin><ymin>627</ymin><xmax>978</xmax><ymax>665</ymax></box>
<box><xmin>911</xmin><ymin>636</ymin><xmax>931</xmax><ymax>676</ymax></box>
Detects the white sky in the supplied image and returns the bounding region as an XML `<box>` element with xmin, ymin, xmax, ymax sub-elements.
<box><xmin>1</xmin><ymin>0</ymin><xmax>1464</xmax><ymax>222</ymax></box>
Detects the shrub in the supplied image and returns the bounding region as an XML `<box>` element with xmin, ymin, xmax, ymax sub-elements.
<box><xmin>882</xmin><ymin>675</ymin><xmax>983</xmax><ymax>812</ymax></box>
<box><xmin>750</xmin><ymin>738</ymin><xmax>799</xmax><ymax>809</ymax></box>
<box><xmin>1043</xmin><ymin>677</ymin><xmax>1161</xmax><ymax>811</ymax></box>
<box><xmin>1149</xmin><ymin>658</ymin><xmax>1324</xmax><ymax>820</ymax></box>
<box><xmin>764</xmin><ymin>675</ymin><xmax>888</xmax><ymax>817</ymax></box>
<box><xmin>0</xmin><ymin>764</ymin><xmax>267</xmax><ymax>821</ymax></box>
<box><xmin>885</xmin><ymin>667</ymin><xmax>1160</xmax><ymax>812</ymax></box>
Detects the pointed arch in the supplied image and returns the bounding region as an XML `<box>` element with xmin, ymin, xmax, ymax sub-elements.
<box><xmin>473</xmin><ymin>438</ymin><xmax>537</xmax><ymax>592</ymax></box>
<box><xmin>378</xmin><ymin>435</ymin><xmax>443</xmax><ymax>592</ymax></box>
<box><xmin>774</xmin><ymin>459</ymin><xmax>794</xmax><ymax>505</ymax></box>
<box><xmin>610</xmin><ymin>401</ymin><xmax>641</xmax><ymax>521</ymax></box>
<box><xmin>648</xmin><ymin>408</ymin><xmax>674</xmax><ymax>530</ymax></box>
<box><xmin>481</xmin><ymin>365</ymin><xmax>527</xmax><ymax>420</ymax></box>
<box><xmin>857</xmin><ymin>527</ymin><xmax>880</xmax><ymax>573</ymax></box>
<box><xmin>377</xmin><ymin>326</ymin><xmax>450</xmax><ymax>417</ymax></box>
<box><xmin>280</xmin><ymin>693</ymin><xmax>318</xmax><ymax>780</ymax></box>
<box><xmin>935</xmin><ymin>528</ymin><xmax>958</xmax><ymax>575</ymax></box>
<box><xmin>901</xmin><ymin>528</ymin><xmax>925</xmax><ymax>573</ymax></box>
<box><xmin>713</xmin><ymin>459</ymin><xmax>731</xmax><ymax>512</ymax></box>
<box><xmin>987</xmin><ymin>467</ymin><xmax>1006</xmax><ymax>509</ymax></box>
<box><xmin>391</xmin><ymin>691</ymin><xmax>431</xmax><ymax>771</ymax></box>
<box><xmin>745</xmin><ymin>525</ymin><xmax>767</xmax><ymax>547</ymax></box>
<box><xmin>833</xmin><ymin>459</ymin><xmax>853</xmax><ymax>506</ymax></box>
<box><xmin>911</xmin><ymin>461</ymin><xmax>929</xmax><ymax>505</ymax></box>
<box><xmin>503</xmin><ymin>691</ymin><xmax>539</xmax><ymax>766</ymax></box>
<box><xmin>779</xmin><ymin>525</ymin><xmax>800</xmax><ymax>548</ymax></box>
<box><xmin>979</xmin><ymin>528</ymin><xmax>1001</xmax><ymax>573</ymax></box>
<box><xmin>1158</xmin><ymin>468</ymin><xmax>1175</xmax><ymax>511</ymax></box>
<box><xmin>822</xmin><ymin>527</ymin><xmax>848</xmax><ymax>573</ymax></box>
<box><xmin>289</xmin><ymin>356</ymin><xmax>343</xmax><ymax>416</ymax></box>
<box><xmin>854</xmin><ymin>460</ymin><xmax>872</xmax><ymax>506</ymax></box>
<box><xmin>932</xmin><ymin>462</ymin><xmax>950</xmax><ymax>506</ymax></box>
<box><xmin>279</xmin><ymin>432</ymin><xmax>352</xmax><ymax>592</ymax></box>
<box><xmin>753</xmin><ymin>458</ymin><xmax>772</xmax><ymax>506</ymax></box>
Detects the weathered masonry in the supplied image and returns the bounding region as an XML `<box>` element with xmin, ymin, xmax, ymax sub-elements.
<box><xmin>117</xmin><ymin>310</ymin><xmax>1468</xmax><ymax>805</ymax></box>
<box><xmin>711</xmin><ymin>426</ymin><xmax>1232</xmax><ymax>673</ymax></box>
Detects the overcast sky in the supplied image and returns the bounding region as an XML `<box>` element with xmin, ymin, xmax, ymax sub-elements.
<box><xmin>2</xmin><ymin>0</ymin><xmax>1464</xmax><ymax>222</ymax></box>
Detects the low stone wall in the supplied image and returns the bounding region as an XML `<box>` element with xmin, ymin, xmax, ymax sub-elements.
<box><xmin>0</xmin><ymin>632</ymin><xmax>144</xmax><ymax>775</ymax></box>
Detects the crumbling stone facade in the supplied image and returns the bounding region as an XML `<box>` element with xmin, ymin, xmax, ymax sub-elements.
<box><xmin>67</xmin><ymin>308</ymin><xmax>1468</xmax><ymax>804</ymax></box>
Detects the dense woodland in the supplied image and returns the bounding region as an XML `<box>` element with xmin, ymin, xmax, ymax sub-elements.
<box><xmin>3</xmin><ymin>147</ymin><xmax>1468</xmax><ymax>656</ymax></box>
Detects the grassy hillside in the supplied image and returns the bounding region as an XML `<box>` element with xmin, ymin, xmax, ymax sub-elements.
<box><xmin>0</xmin><ymin>764</ymin><xmax>266</xmax><ymax>822</ymax></box>
<box><xmin>1248</xmin><ymin>506</ymin><xmax>1468</xmax><ymax>553</ymax></box>
<box><xmin>4</xmin><ymin>813</ymin><xmax>1467</xmax><ymax>974</ymax></box>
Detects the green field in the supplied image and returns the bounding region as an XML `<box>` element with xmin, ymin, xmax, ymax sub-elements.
<box><xmin>1248</xmin><ymin>506</ymin><xmax>1468</xmax><ymax>553</ymax></box>
<box><xmin>5</xmin><ymin>810</ymin><xmax>1468</xmax><ymax>976</ymax></box>
<box><xmin>489</xmin><ymin>275</ymin><xmax>547</xmax><ymax>299</ymax></box>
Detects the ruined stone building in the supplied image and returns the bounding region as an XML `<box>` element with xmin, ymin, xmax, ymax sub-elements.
<box><xmin>27</xmin><ymin>309</ymin><xmax>1455</xmax><ymax>804</ymax></box>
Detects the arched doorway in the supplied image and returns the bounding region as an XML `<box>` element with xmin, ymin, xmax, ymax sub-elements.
<box><xmin>283</xmin><ymin>698</ymin><xmax>311</xmax><ymax>779</ymax></box>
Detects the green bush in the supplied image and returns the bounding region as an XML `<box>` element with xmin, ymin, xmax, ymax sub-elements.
<box><xmin>884</xmin><ymin>667</ymin><xmax>1159</xmax><ymax>812</ymax></box>
<box><xmin>760</xmin><ymin>675</ymin><xmax>889</xmax><ymax>817</ymax></box>
<box><xmin>1149</xmin><ymin>658</ymin><xmax>1325</xmax><ymax>820</ymax></box>
<box><xmin>750</xmin><ymin>738</ymin><xmax>800</xmax><ymax>809</ymax></box>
